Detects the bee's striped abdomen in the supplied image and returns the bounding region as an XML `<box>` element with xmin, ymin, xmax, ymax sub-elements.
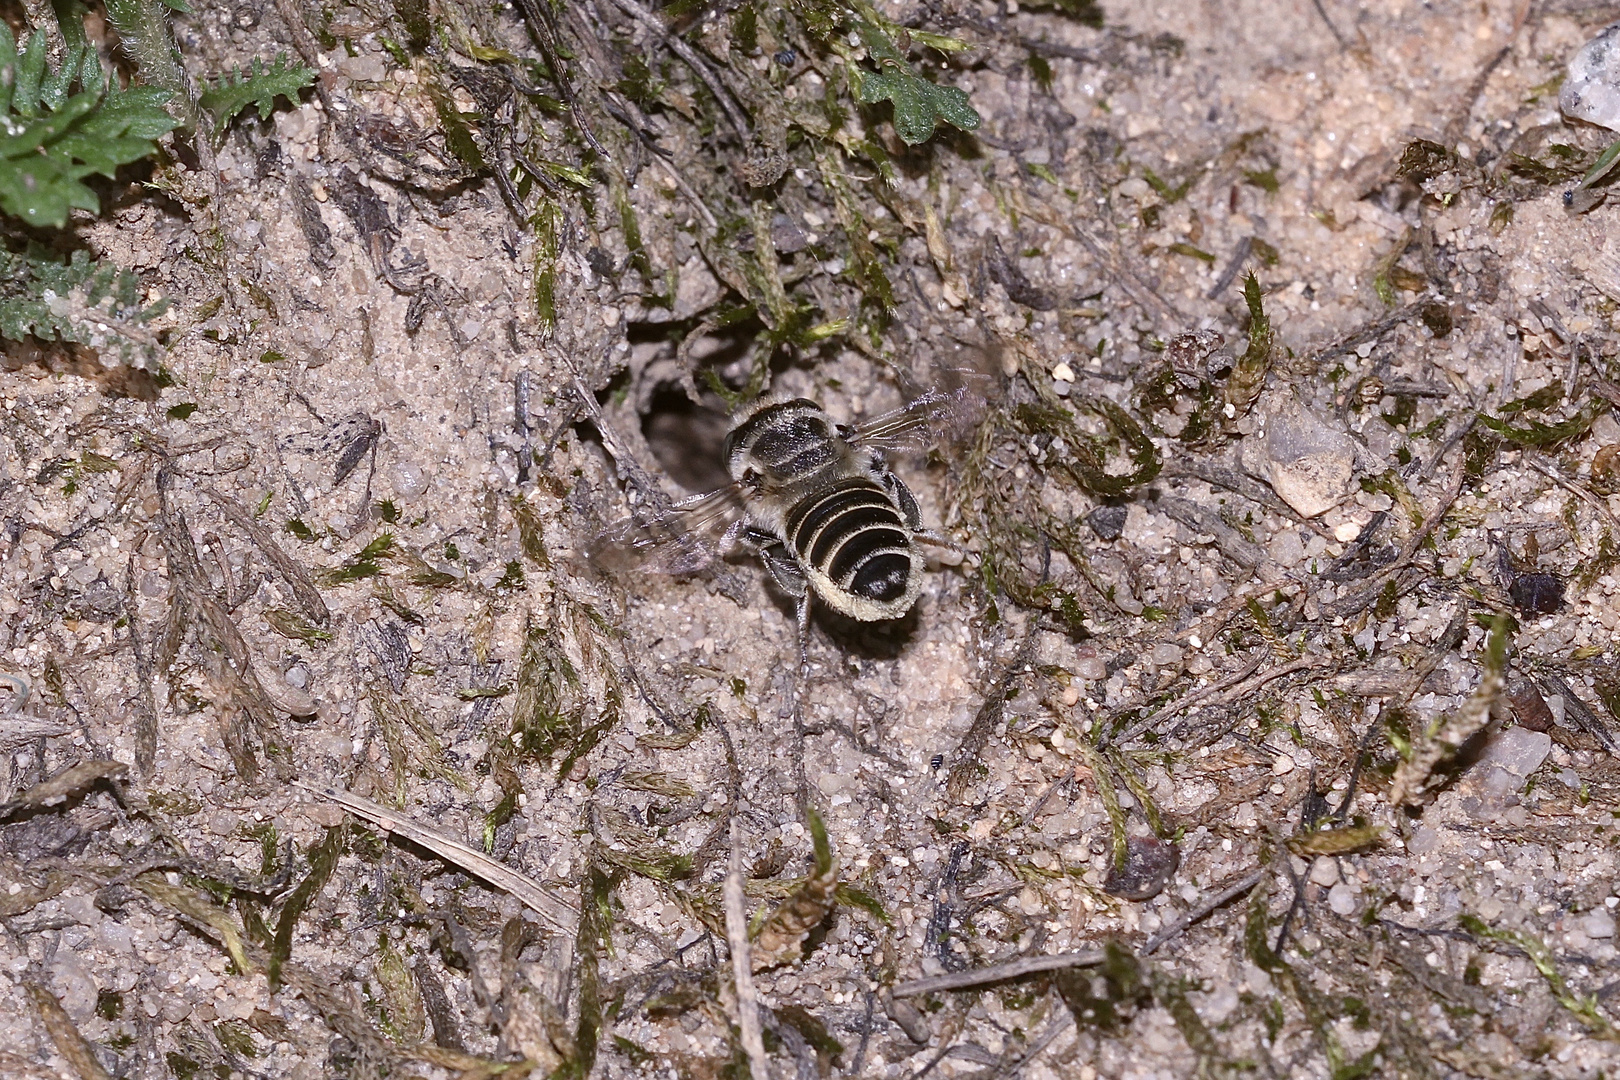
<box><xmin>787</xmin><ymin>479</ymin><xmax>913</xmax><ymax>603</ymax></box>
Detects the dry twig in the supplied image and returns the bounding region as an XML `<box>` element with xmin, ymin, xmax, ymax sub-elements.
<box><xmin>890</xmin><ymin>949</ymin><xmax>1105</xmax><ymax>997</ymax></box>
<box><xmin>296</xmin><ymin>782</ymin><xmax>579</xmax><ymax>933</ymax></box>
<box><xmin>725</xmin><ymin>818</ymin><xmax>771</xmax><ymax>1080</ymax></box>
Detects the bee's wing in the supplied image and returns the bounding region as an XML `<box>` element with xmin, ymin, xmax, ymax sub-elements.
<box><xmin>845</xmin><ymin>380</ymin><xmax>988</xmax><ymax>455</ymax></box>
<box><xmin>589</xmin><ymin>485</ymin><xmax>746</xmax><ymax>576</ymax></box>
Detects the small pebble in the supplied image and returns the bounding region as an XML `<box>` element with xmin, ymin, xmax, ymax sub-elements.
<box><xmin>1074</xmin><ymin>655</ymin><xmax>1107</xmax><ymax>681</ymax></box>
<box><xmin>1593</xmin><ymin>442</ymin><xmax>1620</xmax><ymax>484</ymax></box>
<box><xmin>1103</xmin><ymin>835</ymin><xmax>1180</xmax><ymax>901</ymax></box>
<box><xmin>1269</xmin><ymin>528</ymin><xmax>1305</xmax><ymax>568</ymax></box>
<box><xmin>1087</xmin><ymin>505</ymin><xmax>1128</xmax><ymax>541</ymax></box>
<box><xmin>1117</xmin><ymin>177</ymin><xmax>1151</xmax><ymax>201</ymax></box>
<box><xmin>1508</xmin><ymin>572</ymin><xmax>1563</xmax><ymax>615</ymax></box>
<box><xmin>884</xmin><ymin>993</ymin><xmax>929</xmax><ymax>1044</ymax></box>
<box><xmin>1484</xmin><ymin>726</ymin><xmax>1554</xmax><ymax>778</ymax></box>
<box><xmin>391</xmin><ymin>461</ymin><xmax>428</xmax><ymax>497</ymax></box>
<box><xmin>49</xmin><ymin>954</ymin><xmax>99</xmax><ymax>1022</ymax></box>
<box><xmin>1327</xmin><ymin>882</ymin><xmax>1358</xmax><ymax>916</ymax></box>
<box><xmin>1407</xmin><ymin>826</ymin><xmax>1441</xmax><ymax>856</ymax></box>
<box><xmin>1271</xmin><ymin>754</ymin><xmax>1296</xmax><ymax>776</ymax></box>
<box><xmin>1262</xmin><ymin>400</ymin><xmax>1359</xmax><ymax>518</ymax></box>
<box><xmin>337</xmin><ymin>53</ymin><xmax>388</xmax><ymax>82</ymax></box>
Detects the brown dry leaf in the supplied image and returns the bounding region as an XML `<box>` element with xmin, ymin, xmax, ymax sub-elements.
<box><xmin>297</xmin><ymin>782</ymin><xmax>579</xmax><ymax>934</ymax></box>
<box><xmin>0</xmin><ymin>861</ymin><xmax>72</xmax><ymax>918</ymax></box>
<box><xmin>24</xmin><ymin>978</ymin><xmax>112</xmax><ymax>1080</ymax></box>
<box><xmin>0</xmin><ymin>760</ymin><xmax>125</xmax><ymax>818</ymax></box>
<box><xmin>752</xmin><ymin>812</ymin><xmax>838</xmax><ymax>970</ymax></box>
<box><xmin>203</xmin><ymin>487</ymin><xmax>330</xmax><ymax>626</ymax></box>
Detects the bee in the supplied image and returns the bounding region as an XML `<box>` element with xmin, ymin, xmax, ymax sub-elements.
<box><xmin>592</xmin><ymin>387</ymin><xmax>976</xmax><ymax>631</ymax></box>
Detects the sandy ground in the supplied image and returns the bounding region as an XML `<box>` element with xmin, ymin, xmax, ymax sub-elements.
<box><xmin>6</xmin><ymin>0</ymin><xmax>1620</xmax><ymax>1077</ymax></box>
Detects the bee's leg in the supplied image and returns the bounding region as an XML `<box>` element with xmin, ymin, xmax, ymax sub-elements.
<box><xmin>727</xmin><ymin>523</ymin><xmax>813</xmax><ymax>667</ymax></box>
<box><xmin>746</xmin><ymin>536</ymin><xmax>814</xmax><ymax>823</ymax></box>
<box><xmin>913</xmin><ymin>528</ymin><xmax>969</xmax><ymax>568</ymax></box>
<box><xmin>759</xmin><ymin>544</ymin><xmax>809</xmax><ymax>605</ymax></box>
<box><xmin>882</xmin><ymin>470</ymin><xmax>924</xmax><ymax>530</ymax></box>
<box><xmin>883</xmin><ymin>472</ymin><xmax>966</xmax><ymax>559</ymax></box>
<box><xmin>788</xmin><ymin>579</ymin><xmax>813</xmax><ymax>824</ymax></box>
<box><xmin>726</xmin><ymin>526</ymin><xmax>811</xmax><ymax>604</ymax></box>
<box><xmin>793</xmin><ymin>589</ymin><xmax>811</xmax><ymax>671</ymax></box>
<box><xmin>720</xmin><ymin>522</ymin><xmax>782</xmax><ymax>558</ymax></box>
<box><xmin>912</xmin><ymin>528</ymin><xmax>954</xmax><ymax>547</ymax></box>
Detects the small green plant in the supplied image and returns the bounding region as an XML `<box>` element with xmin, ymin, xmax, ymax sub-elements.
<box><xmin>199</xmin><ymin>55</ymin><xmax>316</xmax><ymax>144</ymax></box>
<box><xmin>0</xmin><ymin>2</ymin><xmax>311</xmax><ymax>382</ymax></box>
<box><xmin>0</xmin><ymin>247</ymin><xmax>170</xmax><ymax>367</ymax></box>
<box><xmin>847</xmin><ymin>18</ymin><xmax>979</xmax><ymax>144</ymax></box>
<box><xmin>0</xmin><ymin>26</ymin><xmax>176</xmax><ymax>227</ymax></box>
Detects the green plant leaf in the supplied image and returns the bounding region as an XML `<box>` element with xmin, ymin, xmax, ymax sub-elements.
<box><xmin>40</xmin><ymin>46</ymin><xmax>90</xmax><ymax>113</ymax></box>
<box><xmin>14</xmin><ymin>29</ymin><xmax>48</xmax><ymax>116</ymax></box>
<box><xmin>104</xmin><ymin>0</ymin><xmax>199</xmax><ymax>130</ymax></box>
<box><xmin>852</xmin><ymin>20</ymin><xmax>979</xmax><ymax>145</ymax></box>
<box><xmin>856</xmin><ymin>65</ymin><xmax>979</xmax><ymax>144</ymax></box>
<box><xmin>1576</xmin><ymin>136</ymin><xmax>1620</xmax><ymax>192</ymax></box>
<box><xmin>0</xmin><ymin>31</ymin><xmax>176</xmax><ymax>227</ymax></box>
<box><xmin>0</xmin><ymin>247</ymin><xmax>168</xmax><ymax>367</ymax></box>
<box><xmin>199</xmin><ymin>54</ymin><xmax>314</xmax><ymax>139</ymax></box>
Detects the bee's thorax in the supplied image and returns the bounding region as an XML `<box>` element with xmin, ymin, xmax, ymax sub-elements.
<box><xmin>726</xmin><ymin>398</ymin><xmax>922</xmax><ymax>620</ymax></box>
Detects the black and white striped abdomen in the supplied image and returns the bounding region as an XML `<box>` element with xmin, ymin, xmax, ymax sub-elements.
<box><xmin>785</xmin><ymin>477</ymin><xmax>919</xmax><ymax>615</ymax></box>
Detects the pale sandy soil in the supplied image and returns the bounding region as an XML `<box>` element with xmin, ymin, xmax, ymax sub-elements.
<box><xmin>5</xmin><ymin>1</ymin><xmax>1620</xmax><ymax>1078</ymax></box>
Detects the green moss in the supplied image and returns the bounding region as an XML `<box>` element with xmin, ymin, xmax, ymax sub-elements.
<box><xmin>270</xmin><ymin>826</ymin><xmax>345</xmax><ymax>990</ymax></box>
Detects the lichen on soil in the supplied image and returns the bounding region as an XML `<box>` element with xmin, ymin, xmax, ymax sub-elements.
<box><xmin>7</xmin><ymin>0</ymin><xmax>1620</xmax><ymax>1077</ymax></box>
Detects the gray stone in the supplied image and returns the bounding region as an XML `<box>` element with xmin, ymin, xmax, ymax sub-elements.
<box><xmin>391</xmin><ymin>461</ymin><xmax>428</xmax><ymax>497</ymax></box>
<box><xmin>338</xmin><ymin>53</ymin><xmax>389</xmax><ymax>83</ymax></box>
<box><xmin>1269</xmin><ymin>528</ymin><xmax>1305</xmax><ymax>568</ymax></box>
<box><xmin>49</xmin><ymin>951</ymin><xmax>98</xmax><ymax>1022</ymax></box>
<box><xmin>1151</xmin><ymin>643</ymin><xmax>1184</xmax><ymax>667</ymax></box>
<box><xmin>1260</xmin><ymin>399</ymin><xmax>1358</xmax><ymax>518</ymax></box>
<box><xmin>1480</xmin><ymin>727</ymin><xmax>1553</xmax><ymax>781</ymax></box>
<box><xmin>1563</xmin><ymin>23</ymin><xmax>1620</xmax><ymax>131</ymax></box>
<box><xmin>1074</xmin><ymin>655</ymin><xmax>1107</xmax><ymax>681</ymax></box>
<box><xmin>1087</xmin><ymin>504</ymin><xmax>1128</xmax><ymax>541</ymax></box>
<box><xmin>1465</xmin><ymin>727</ymin><xmax>1553</xmax><ymax>815</ymax></box>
